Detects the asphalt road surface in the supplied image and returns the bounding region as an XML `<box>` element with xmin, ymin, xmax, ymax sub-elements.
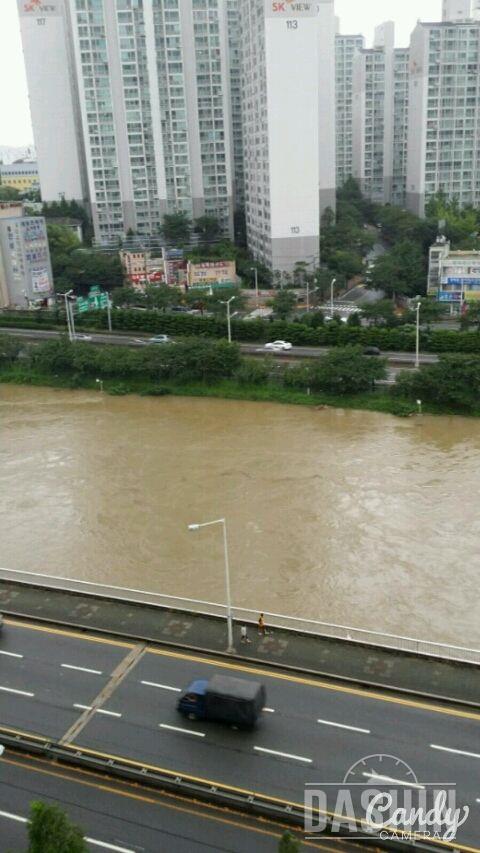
<box><xmin>0</xmin><ymin>326</ymin><xmax>437</xmax><ymax>366</ymax></box>
<box><xmin>0</xmin><ymin>750</ymin><xmax>351</xmax><ymax>852</ymax></box>
<box><xmin>0</xmin><ymin>619</ymin><xmax>478</xmax><ymax>850</ymax></box>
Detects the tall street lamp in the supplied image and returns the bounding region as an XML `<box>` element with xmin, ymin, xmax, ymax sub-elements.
<box><xmin>330</xmin><ymin>277</ymin><xmax>336</xmax><ymax>319</ymax></box>
<box><xmin>60</xmin><ymin>290</ymin><xmax>74</xmax><ymax>341</ymax></box>
<box><xmin>188</xmin><ymin>518</ymin><xmax>234</xmax><ymax>653</ymax></box>
<box><xmin>414</xmin><ymin>298</ymin><xmax>421</xmax><ymax>369</ymax></box>
<box><xmin>221</xmin><ymin>295</ymin><xmax>236</xmax><ymax>343</ymax></box>
<box><xmin>250</xmin><ymin>267</ymin><xmax>259</xmax><ymax>307</ymax></box>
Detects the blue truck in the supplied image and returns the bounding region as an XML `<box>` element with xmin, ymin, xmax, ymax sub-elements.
<box><xmin>177</xmin><ymin>674</ymin><xmax>266</xmax><ymax>728</ymax></box>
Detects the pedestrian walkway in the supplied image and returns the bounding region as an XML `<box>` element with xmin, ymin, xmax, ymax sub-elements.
<box><xmin>0</xmin><ymin>580</ymin><xmax>477</xmax><ymax>707</ymax></box>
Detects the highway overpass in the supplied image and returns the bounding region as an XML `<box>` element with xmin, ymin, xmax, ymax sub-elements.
<box><xmin>0</xmin><ymin>618</ymin><xmax>478</xmax><ymax>850</ymax></box>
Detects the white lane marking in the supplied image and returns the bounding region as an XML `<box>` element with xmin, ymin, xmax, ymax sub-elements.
<box><xmin>141</xmin><ymin>681</ymin><xmax>181</xmax><ymax>692</ymax></box>
<box><xmin>0</xmin><ymin>685</ymin><xmax>34</xmax><ymax>698</ymax></box>
<box><xmin>0</xmin><ymin>810</ymin><xmax>27</xmax><ymax>823</ymax></box>
<box><xmin>263</xmin><ymin>707</ymin><xmax>275</xmax><ymax>713</ymax></box>
<box><xmin>73</xmin><ymin>704</ymin><xmax>121</xmax><ymax>718</ymax></box>
<box><xmin>317</xmin><ymin>719</ymin><xmax>370</xmax><ymax>734</ymax></box>
<box><xmin>0</xmin><ymin>812</ymin><xmax>133</xmax><ymax>852</ymax></box>
<box><xmin>254</xmin><ymin>746</ymin><xmax>312</xmax><ymax>764</ymax></box>
<box><xmin>431</xmin><ymin>743</ymin><xmax>480</xmax><ymax>760</ymax></box>
<box><xmin>61</xmin><ymin>664</ymin><xmax>103</xmax><ymax>675</ymax></box>
<box><xmin>363</xmin><ymin>772</ymin><xmax>425</xmax><ymax>790</ymax></box>
<box><xmin>86</xmin><ymin>838</ymin><xmax>135</xmax><ymax>853</ymax></box>
<box><xmin>159</xmin><ymin>723</ymin><xmax>205</xmax><ymax>738</ymax></box>
<box><xmin>0</xmin><ymin>651</ymin><xmax>23</xmax><ymax>659</ymax></box>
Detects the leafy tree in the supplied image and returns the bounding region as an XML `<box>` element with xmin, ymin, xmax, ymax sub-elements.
<box><xmin>285</xmin><ymin>346</ymin><xmax>387</xmax><ymax>395</ymax></box>
<box><xmin>235</xmin><ymin>358</ymin><xmax>271</xmax><ymax>385</ymax></box>
<box><xmin>0</xmin><ymin>334</ymin><xmax>22</xmax><ymax>366</ymax></box>
<box><xmin>43</xmin><ymin>199</ymin><xmax>93</xmax><ymax>244</ymax></box>
<box><xmin>110</xmin><ymin>286</ymin><xmax>142</xmax><ymax>308</ymax></box>
<box><xmin>194</xmin><ymin>215</ymin><xmax>221</xmax><ymax>242</ymax></box>
<box><xmin>272</xmin><ymin>289</ymin><xmax>297</xmax><ymax>320</ymax></box>
<box><xmin>0</xmin><ymin>185</ymin><xmax>21</xmax><ymax>201</ymax></box>
<box><xmin>461</xmin><ymin>302</ymin><xmax>480</xmax><ymax>332</ymax></box>
<box><xmin>162</xmin><ymin>211</ymin><xmax>192</xmax><ymax>243</ymax></box>
<box><xmin>28</xmin><ymin>801</ymin><xmax>87</xmax><ymax>853</ymax></box>
<box><xmin>328</xmin><ymin>249</ymin><xmax>364</xmax><ymax>280</ymax></box>
<box><xmin>47</xmin><ymin>223</ymin><xmax>81</xmax><ymax>257</ymax></box>
<box><xmin>144</xmin><ymin>284</ymin><xmax>181</xmax><ymax>312</ymax></box>
<box><xmin>394</xmin><ymin>354</ymin><xmax>480</xmax><ymax>412</ymax></box>
<box><xmin>425</xmin><ymin>194</ymin><xmax>480</xmax><ymax>247</ymax></box>
<box><xmin>367</xmin><ymin>241</ymin><xmax>426</xmax><ymax>300</ymax></box>
<box><xmin>361</xmin><ymin>299</ymin><xmax>402</xmax><ymax>328</ymax></box>
<box><xmin>278</xmin><ymin>830</ymin><xmax>301</xmax><ymax>853</ymax></box>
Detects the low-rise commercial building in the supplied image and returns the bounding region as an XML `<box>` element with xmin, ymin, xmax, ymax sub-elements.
<box><xmin>428</xmin><ymin>236</ymin><xmax>480</xmax><ymax>309</ymax></box>
<box><xmin>0</xmin><ymin>203</ymin><xmax>54</xmax><ymax>308</ymax></box>
<box><xmin>0</xmin><ymin>160</ymin><xmax>39</xmax><ymax>194</ymax></box>
<box><xmin>187</xmin><ymin>260</ymin><xmax>236</xmax><ymax>291</ymax></box>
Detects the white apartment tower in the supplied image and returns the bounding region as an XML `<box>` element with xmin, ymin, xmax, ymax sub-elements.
<box><xmin>18</xmin><ymin>0</ymin><xmax>234</xmax><ymax>242</ymax></box>
<box><xmin>352</xmin><ymin>22</ymin><xmax>394</xmax><ymax>204</ymax></box>
<box><xmin>240</xmin><ymin>0</ymin><xmax>336</xmax><ymax>273</ymax></box>
<box><xmin>335</xmin><ymin>29</ymin><xmax>365</xmax><ymax>188</ymax></box>
<box><xmin>392</xmin><ymin>47</ymin><xmax>409</xmax><ymax>206</ymax></box>
<box><xmin>442</xmin><ymin>0</ymin><xmax>472</xmax><ymax>21</ymax></box>
<box><xmin>225</xmin><ymin>0</ymin><xmax>244</xmax><ymax>212</ymax></box>
<box><xmin>406</xmin><ymin>14</ymin><xmax>480</xmax><ymax>216</ymax></box>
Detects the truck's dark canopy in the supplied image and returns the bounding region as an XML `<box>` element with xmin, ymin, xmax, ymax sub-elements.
<box><xmin>204</xmin><ymin>675</ymin><xmax>266</xmax><ymax>726</ymax></box>
<box><xmin>207</xmin><ymin>675</ymin><xmax>263</xmax><ymax>702</ymax></box>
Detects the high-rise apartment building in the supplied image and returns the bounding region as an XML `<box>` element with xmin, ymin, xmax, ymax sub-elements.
<box><xmin>240</xmin><ymin>0</ymin><xmax>336</xmax><ymax>273</ymax></box>
<box><xmin>18</xmin><ymin>0</ymin><xmax>234</xmax><ymax>242</ymax></box>
<box><xmin>352</xmin><ymin>23</ymin><xmax>395</xmax><ymax>204</ymax></box>
<box><xmin>352</xmin><ymin>23</ymin><xmax>410</xmax><ymax>207</ymax></box>
<box><xmin>392</xmin><ymin>47</ymin><xmax>410</xmax><ymax>207</ymax></box>
<box><xmin>225</xmin><ymin>0</ymin><xmax>244</xmax><ymax>212</ymax></box>
<box><xmin>406</xmin><ymin>15</ymin><xmax>480</xmax><ymax>216</ymax></box>
<box><xmin>335</xmin><ymin>29</ymin><xmax>364</xmax><ymax>188</ymax></box>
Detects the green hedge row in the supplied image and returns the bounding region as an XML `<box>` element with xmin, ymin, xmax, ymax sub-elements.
<box><xmin>2</xmin><ymin>308</ymin><xmax>480</xmax><ymax>354</ymax></box>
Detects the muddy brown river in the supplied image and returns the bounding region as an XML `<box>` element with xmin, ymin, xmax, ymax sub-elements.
<box><xmin>0</xmin><ymin>384</ymin><xmax>479</xmax><ymax>645</ymax></box>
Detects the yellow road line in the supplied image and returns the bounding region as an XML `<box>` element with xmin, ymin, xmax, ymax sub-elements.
<box><xmin>146</xmin><ymin>646</ymin><xmax>480</xmax><ymax>722</ymax></box>
<box><xmin>1</xmin><ymin>753</ymin><xmax>334</xmax><ymax>852</ymax></box>
<box><xmin>4</xmin><ymin>617</ymin><xmax>135</xmax><ymax>650</ymax></box>
<box><xmin>67</xmin><ymin>743</ymin><xmax>480</xmax><ymax>853</ymax></box>
<box><xmin>5</xmin><ymin>616</ymin><xmax>480</xmax><ymax>722</ymax></box>
<box><xmin>1</xmin><ymin>735</ymin><xmax>477</xmax><ymax>853</ymax></box>
<box><xmin>0</xmin><ymin>724</ymin><xmax>50</xmax><ymax>743</ymax></box>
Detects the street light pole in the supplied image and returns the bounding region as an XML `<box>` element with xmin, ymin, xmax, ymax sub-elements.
<box><xmin>188</xmin><ymin>518</ymin><xmax>234</xmax><ymax>653</ymax></box>
<box><xmin>61</xmin><ymin>290</ymin><xmax>73</xmax><ymax>341</ymax></box>
<box><xmin>330</xmin><ymin>277</ymin><xmax>336</xmax><ymax>318</ymax></box>
<box><xmin>415</xmin><ymin>300</ymin><xmax>421</xmax><ymax>369</ymax></box>
<box><xmin>221</xmin><ymin>296</ymin><xmax>236</xmax><ymax>343</ymax></box>
<box><xmin>69</xmin><ymin>298</ymin><xmax>77</xmax><ymax>341</ymax></box>
<box><xmin>107</xmin><ymin>295</ymin><xmax>113</xmax><ymax>332</ymax></box>
<box><xmin>250</xmin><ymin>267</ymin><xmax>259</xmax><ymax>307</ymax></box>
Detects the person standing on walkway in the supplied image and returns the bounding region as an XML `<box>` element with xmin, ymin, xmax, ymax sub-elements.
<box><xmin>258</xmin><ymin>613</ymin><xmax>268</xmax><ymax>636</ymax></box>
<box><xmin>240</xmin><ymin>625</ymin><xmax>251</xmax><ymax>644</ymax></box>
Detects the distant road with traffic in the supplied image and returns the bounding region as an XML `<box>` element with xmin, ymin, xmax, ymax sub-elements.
<box><xmin>0</xmin><ymin>325</ymin><xmax>437</xmax><ymax>367</ymax></box>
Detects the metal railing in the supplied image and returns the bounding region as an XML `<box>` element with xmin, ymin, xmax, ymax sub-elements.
<box><xmin>0</xmin><ymin>566</ymin><xmax>478</xmax><ymax>666</ymax></box>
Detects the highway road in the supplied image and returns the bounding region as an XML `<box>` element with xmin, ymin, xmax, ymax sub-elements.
<box><xmin>0</xmin><ymin>325</ymin><xmax>437</xmax><ymax>366</ymax></box>
<box><xmin>0</xmin><ymin>750</ymin><xmax>357</xmax><ymax>853</ymax></box>
<box><xmin>0</xmin><ymin>619</ymin><xmax>478</xmax><ymax>849</ymax></box>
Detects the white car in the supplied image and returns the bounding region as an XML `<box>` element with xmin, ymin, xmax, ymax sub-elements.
<box><xmin>73</xmin><ymin>334</ymin><xmax>92</xmax><ymax>341</ymax></box>
<box><xmin>264</xmin><ymin>340</ymin><xmax>293</xmax><ymax>351</ymax></box>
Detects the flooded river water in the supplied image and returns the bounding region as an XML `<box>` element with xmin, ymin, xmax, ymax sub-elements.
<box><xmin>1</xmin><ymin>384</ymin><xmax>479</xmax><ymax>645</ymax></box>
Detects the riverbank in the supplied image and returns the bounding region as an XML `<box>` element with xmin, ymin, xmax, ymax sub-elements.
<box><xmin>0</xmin><ymin>364</ymin><xmax>422</xmax><ymax>416</ymax></box>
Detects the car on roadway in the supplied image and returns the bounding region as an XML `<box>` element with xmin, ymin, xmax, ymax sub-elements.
<box><xmin>363</xmin><ymin>346</ymin><xmax>382</xmax><ymax>356</ymax></box>
<box><xmin>73</xmin><ymin>334</ymin><xmax>93</xmax><ymax>342</ymax></box>
<box><xmin>264</xmin><ymin>340</ymin><xmax>292</xmax><ymax>351</ymax></box>
<box><xmin>134</xmin><ymin>335</ymin><xmax>173</xmax><ymax>345</ymax></box>
<box><xmin>0</xmin><ymin>612</ymin><xmax>3</xmax><ymax>632</ymax></box>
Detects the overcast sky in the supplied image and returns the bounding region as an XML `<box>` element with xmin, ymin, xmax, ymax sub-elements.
<box><xmin>1</xmin><ymin>0</ymin><xmax>443</xmax><ymax>147</ymax></box>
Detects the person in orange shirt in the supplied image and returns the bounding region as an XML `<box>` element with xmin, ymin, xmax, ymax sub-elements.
<box><xmin>258</xmin><ymin>613</ymin><xmax>268</xmax><ymax>636</ymax></box>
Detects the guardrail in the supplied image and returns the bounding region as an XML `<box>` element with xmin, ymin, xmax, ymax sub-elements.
<box><xmin>0</xmin><ymin>728</ymin><xmax>470</xmax><ymax>853</ymax></box>
<box><xmin>1</xmin><ymin>567</ymin><xmax>478</xmax><ymax>666</ymax></box>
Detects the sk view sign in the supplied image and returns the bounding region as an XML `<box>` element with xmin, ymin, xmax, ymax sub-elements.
<box><xmin>267</xmin><ymin>0</ymin><xmax>321</xmax><ymax>16</ymax></box>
